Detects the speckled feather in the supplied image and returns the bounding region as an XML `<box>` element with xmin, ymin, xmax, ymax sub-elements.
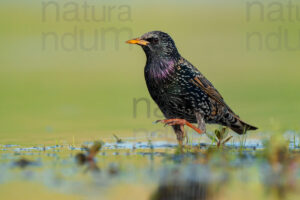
<box><xmin>139</xmin><ymin>31</ymin><xmax>257</xmax><ymax>134</ymax></box>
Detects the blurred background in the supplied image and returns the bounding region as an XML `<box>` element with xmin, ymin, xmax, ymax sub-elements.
<box><xmin>1</xmin><ymin>0</ymin><xmax>300</xmax><ymax>145</ymax></box>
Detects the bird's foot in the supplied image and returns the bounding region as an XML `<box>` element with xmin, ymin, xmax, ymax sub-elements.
<box><xmin>155</xmin><ymin>119</ymin><xmax>203</xmax><ymax>135</ymax></box>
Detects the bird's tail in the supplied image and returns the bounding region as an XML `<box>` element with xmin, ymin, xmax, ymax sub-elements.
<box><xmin>229</xmin><ymin>118</ymin><xmax>258</xmax><ymax>135</ymax></box>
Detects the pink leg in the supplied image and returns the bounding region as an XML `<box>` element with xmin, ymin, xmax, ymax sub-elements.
<box><xmin>156</xmin><ymin>119</ymin><xmax>204</xmax><ymax>134</ymax></box>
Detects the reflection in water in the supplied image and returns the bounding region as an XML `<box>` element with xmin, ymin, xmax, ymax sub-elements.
<box><xmin>152</xmin><ymin>164</ymin><xmax>228</xmax><ymax>200</ymax></box>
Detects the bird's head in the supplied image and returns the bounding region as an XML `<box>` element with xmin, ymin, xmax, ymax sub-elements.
<box><xmin>126</xmin><ymin>31</ymin><xmax>180</xmax><ymax>59</ymax></box>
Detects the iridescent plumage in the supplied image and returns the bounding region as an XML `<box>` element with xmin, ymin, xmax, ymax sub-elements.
<box><xmin>127</xmin><ymin>31</ymin><xmax>257</xmax><ymax>142</ymax></box>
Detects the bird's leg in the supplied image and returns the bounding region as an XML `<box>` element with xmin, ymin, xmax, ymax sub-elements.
<box><xmin>172</xmin><ymin>125</ymin><xmax>185</xmax><ymax>152</ymax></box>
<box><xmin>156</xmin><ymin>119</ymin><xmax>203</xmax><ymax>135</ymax></box>
<box><xmin>195</xmin><ymin>112</ymin><xmax>206</xmax><ymax>133</ymax></box>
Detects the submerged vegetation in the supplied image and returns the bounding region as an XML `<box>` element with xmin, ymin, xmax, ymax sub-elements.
<box><xmin>0</xmin><ymin>130</ymin><xmax>299</xmax><ymax>200</ymax></box>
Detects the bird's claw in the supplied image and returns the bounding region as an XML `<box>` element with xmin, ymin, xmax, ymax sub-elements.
<box><xmin>153</xmin><ymin>120</ymin><xmax>170</xmax><ymax>127</ymax></box>
<box><xmin>153</xmin><ymin>120</ymin><xmax>162</xmax><ymax>124</ymax></box>
<box><xmin>154</xmin><ymin>119</ymin><xmax>179</xmax><ymax>127</ymax></box>
<box><xmin>164</xmin><ymin>121</ymin><xmax>177</xmax><ymax>127</ymax></box>
<box><xmin>154</xmin><ymin>118</ymin><xmax>204</xmax><ymax>135</ymax></box>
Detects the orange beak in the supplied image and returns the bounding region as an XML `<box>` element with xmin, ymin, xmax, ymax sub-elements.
<box><xmin>126</xmin><ymin>38</ymin><xmax>149</xmax><ymax>46</ymax></box>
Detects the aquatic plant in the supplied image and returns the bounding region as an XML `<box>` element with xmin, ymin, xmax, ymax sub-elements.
<box><xmin>207</xmin><ymin>127</ymin><xmax>233</xmax><ymax>147</ymax></box>
<box><xmin>75</xmin><ymin>141</ymin><xmax>104</xmax><ymax>172</ymax></box>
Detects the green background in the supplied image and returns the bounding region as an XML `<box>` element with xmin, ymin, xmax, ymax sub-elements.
<box><xmin>1</xmin><ymin>0</ymin><xmax>299</xmax><ymax>144</ymax></box>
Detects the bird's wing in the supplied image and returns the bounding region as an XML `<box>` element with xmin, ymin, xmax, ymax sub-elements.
<box><xmin>190</xmin><ymin>74</ymin><xmax>234</xmax><ymax>112</ymax></box>
<box><xmin>179</xmin><ymin>58</ymin><xmax>235</xmax><ymax>114</ymax></box>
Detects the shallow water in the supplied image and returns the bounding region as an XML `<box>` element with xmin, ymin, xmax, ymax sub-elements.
<box><xmin>0</xmin><ymin>133</ymin><xmax>299</xmax><ymax>200</ymax></box>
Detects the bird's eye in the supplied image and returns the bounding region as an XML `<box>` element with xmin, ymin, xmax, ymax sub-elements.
<box><xmin>147</xmin><ymin>37</ymin><xmax>159</xmax><ymax>44</ymax></box>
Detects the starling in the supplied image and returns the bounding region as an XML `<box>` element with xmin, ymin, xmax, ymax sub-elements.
<box><xmin>126</xmin><ymin>31</ymin><xmax>257</xmax><ymax>144</ymax></box>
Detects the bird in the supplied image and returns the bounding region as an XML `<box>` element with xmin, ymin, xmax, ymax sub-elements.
<box><xmin>126</xmin><ymin>31</ymin><xmax>257</xmax><ymax>145</ymax></box>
